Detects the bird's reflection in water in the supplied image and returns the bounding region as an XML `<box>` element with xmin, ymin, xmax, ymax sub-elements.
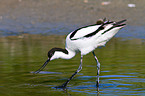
<box><xmin>63</xmin><ymin>88</ymin><xmax>72</xmax><ymax>96</ymax></box>
<box><xmin>57</xmin><ymin>86</ymin><xmax>100</xmax><ymax>96</ymax></box>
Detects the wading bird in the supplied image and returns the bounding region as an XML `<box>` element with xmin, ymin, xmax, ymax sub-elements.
<box><xmin>34</xmin><ymin>18</ymin><xmax>126</xmax><ymax>88</ymax></box>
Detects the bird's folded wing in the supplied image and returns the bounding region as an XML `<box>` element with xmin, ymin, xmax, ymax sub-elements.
<box><xmin>70</xmin><ymin>24</ymin><xmax>101</xmax><ymax>40</ymax></box>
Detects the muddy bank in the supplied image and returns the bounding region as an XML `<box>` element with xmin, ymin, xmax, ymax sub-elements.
<box><xmin>0</xmin><ymin>0</ymin><xmax>144</xmax><ymax>36</ymax></box>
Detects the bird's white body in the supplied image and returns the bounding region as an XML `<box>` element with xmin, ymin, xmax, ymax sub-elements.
<box><xmin>65</xmin><ymin>24</ymin><xmax>121</xmax><ymax>55</ymax></box>
<box><xmin>51</xmin><ymin>22</ymin><xmax>123</xmax><ymax>60</ymax></box>
<box><xmin>35</xmin><ymin>19</ymin><xmax>126</xmax><ymax>88</ymax></box>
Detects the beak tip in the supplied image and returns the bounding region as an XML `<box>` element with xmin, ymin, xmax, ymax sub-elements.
<box><xmin>33</xmin><ymin>71</ymin><xmax>39</xmax><ymax>74</ymax></box>
<box><xmin>34</xmin><ymin>59</ymin><xmax>50</xmax><ymax>75</ymax></box>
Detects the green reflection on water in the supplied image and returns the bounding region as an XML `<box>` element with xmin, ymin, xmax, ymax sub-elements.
<box><xmin>0</xmin><ymin>34</ymin><xmax>145</xmax><ymax>96</ymax></box>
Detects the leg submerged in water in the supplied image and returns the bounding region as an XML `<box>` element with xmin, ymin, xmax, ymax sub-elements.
<box><xmin>55</xmin><ymin>56</ymin><xmax>83</xmax><ymax>89</ymax></box>
<box><xmin>92</xmin><ymin>51</ymin><xmax>100</xmax><ymax>87</ymax></box>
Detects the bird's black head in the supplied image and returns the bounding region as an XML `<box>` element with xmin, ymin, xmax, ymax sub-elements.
<box><xmin>34</xmin><ymin>48</ymin><xmax>68</xmax><ymax>74</ymax></box>
<box><xmin>34</xmin><ymin>48</ymin><xmax>60</xmax><ymax>74</ymax></box>
<box><xmin>47</xmin><ymin>48</ymin><xmax>68</xmax><ymax>59</ymax></box>
<box><xmin>47</xmin><ymin>48</ymin><xmax>56</xmax><ymax>59</ymax></box>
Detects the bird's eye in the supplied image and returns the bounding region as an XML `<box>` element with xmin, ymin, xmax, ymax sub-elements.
<box><xmin>48</xmin><ymin>51</ymin><xmax>54</xmax><ymax>58</ymax></box>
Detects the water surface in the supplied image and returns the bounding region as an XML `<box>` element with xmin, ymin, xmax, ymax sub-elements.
<box><xmin>0</xmin><ymin>35</ymin><xmax>145</xmax><ymax>96</ymax></box>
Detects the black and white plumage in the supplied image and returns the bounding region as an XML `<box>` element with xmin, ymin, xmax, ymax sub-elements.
<box><xmin>34</xmin><ymin>19</ymin><xmax>126</xmax><ymax>89</ymax></box>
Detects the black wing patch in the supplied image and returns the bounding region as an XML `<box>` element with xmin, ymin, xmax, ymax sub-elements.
<box><xmin>70</xmin><ymin>28</ymin><xmax>82</xmax><ymax>39</ymax></box>
<box><xmin>101</xmin><ymin>26</ymin><xmax>114</xmax><ymax>35</ymax></box>
<box><xmin>70</xmin><ymin>21</ymin><xmax>114</xmax><ymax>40</ymax></box>
<box><xmin>70</xmin><ymin>24</ymin><xmax>99</xmax><ymax>40</ymax></box>
<box><xmin>70</xmin><ymin>24</ymin><xmax>105</xmax><ymax>40</ymax></box>
<box><xmin>84</xmin><ymin>25</ymin><xmax>104</xmax><ymax>38</ymax></box>
<box><xmin>70</xmin><ymin>24</ymin><xmax>98</xmax><ymax>39</ymax></box>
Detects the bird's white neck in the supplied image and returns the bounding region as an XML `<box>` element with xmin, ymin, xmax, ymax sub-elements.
<box><xmin>50</xmin><ymin>48</ymin><xmax>76</xmax><ymax>60</ymax></box>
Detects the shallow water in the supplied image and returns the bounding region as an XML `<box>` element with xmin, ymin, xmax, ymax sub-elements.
<box><xmin>0</xmin><ymin>24</ymin><xmax>145</xmax><ymax>39</ymax></box>
<box><xmin>0</xmin><ymin>35</ymin><xmax>145</xmax><ymax>96</ymax></box>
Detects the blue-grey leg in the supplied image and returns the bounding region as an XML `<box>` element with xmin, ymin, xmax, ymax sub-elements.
<box><xmin>55</xmin><ymin>55</ymin><xmax>83</xmax><ymax>89</ymax></box>
<box><xmin>92</xmin><ymin>51</ymin><xmax>100</xmax><ymax>87</ymax></box>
